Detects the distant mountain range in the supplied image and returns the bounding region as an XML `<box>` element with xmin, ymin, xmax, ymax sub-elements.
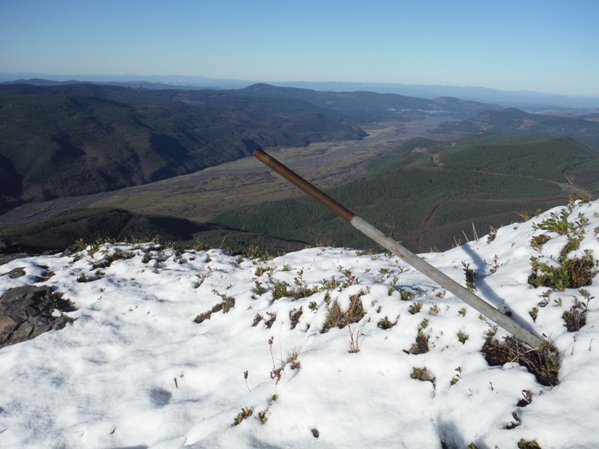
<box><xmin>2</xmin><ymin>73</ymin><xmax>598</xmax><ymax>110</ymax></box>
<box><xmin>431</xmin><ymin>108</ymin><xmax>599</xmax><ymax>150</ymax></box>
<box><xmin>273</xmin><ymin>82</ymin><xmax>599</xmax><ymax>111</ymax></box>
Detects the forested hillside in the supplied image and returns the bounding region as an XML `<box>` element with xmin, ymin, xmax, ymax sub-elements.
<box><xmin>0</xmin><ymin>85</ymin><xmax>366</xmax><ymax>207</ymax></box>
<box><xmin>433</xmin><ymin>108</ymin><xmax>599</xmax><ymax>149</ymax></box>
<box><xmin>207</xmin><ymin>133</ymin><xmax>599</xmax><ymax>252</ymax></box>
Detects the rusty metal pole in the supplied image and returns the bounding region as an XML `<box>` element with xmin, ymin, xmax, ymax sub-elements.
<box><xmin>254</xmin><ymin>148</ymin><xmax>545</xmax><ymax>348</ymax></box>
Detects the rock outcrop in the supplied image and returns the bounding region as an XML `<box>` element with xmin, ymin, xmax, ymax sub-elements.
<box><xmin>0</xmin><ymin>286</ymin><xmax>75</xmax><ymax>349</ymax></box>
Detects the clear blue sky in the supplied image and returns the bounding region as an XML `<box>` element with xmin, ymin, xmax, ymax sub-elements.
<box><xmin>1</xmin><ymin>0</ymin><xmax>597</xmax><ymax>96</ymax></box>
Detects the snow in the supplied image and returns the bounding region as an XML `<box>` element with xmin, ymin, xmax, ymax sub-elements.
<box><xmin>1</xmin><ymin>200</ymin><xmax>599</xmax><ymax>448</ymax></box>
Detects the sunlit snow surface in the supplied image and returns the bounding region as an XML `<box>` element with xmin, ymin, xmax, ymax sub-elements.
<box><xmin>1</xmin><ymin>201</ymin><xmax>599</xmax><ymax>448</ymax></box>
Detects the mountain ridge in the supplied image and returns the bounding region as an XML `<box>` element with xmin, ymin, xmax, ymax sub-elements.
<box><xmin>0</xmin><ymin>84</ymin><xmax>367</xmax><ymax>207</ymax></box>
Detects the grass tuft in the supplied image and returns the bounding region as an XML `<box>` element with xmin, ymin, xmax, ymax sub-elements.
<box><xmin>322</xmin><ymin>290</ymin><xmax>366</xmax><ymax>333</ymax></box>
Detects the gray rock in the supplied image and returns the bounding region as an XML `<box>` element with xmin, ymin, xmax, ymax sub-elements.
<box><xmin>0</xmin><ymin>285</ymin><xmax>76</xmax><ymax>350</ymax></box>
<box><xmin>0</xmin><ymin>267</ymin><xmax>26</xmax><ymax>278</ymax></box>
<box><xmin>0</xmin><ymin>253</ymin><xmax>27</xmax><ymax>267</ymax></box>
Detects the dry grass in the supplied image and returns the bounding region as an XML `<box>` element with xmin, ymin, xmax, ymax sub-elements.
<box><xmin>348</xmin><ymin>325</ymin><xmax>361</xmax><ymax>353</ymax></box>
<box><xmin>285</xmin><ymin>349</ymin><xmax>302</xmax><ymax>371</ymax></box>
<box><xmin>322</xmin><ymin>290</ymin><xmax>366</xmax><ymax>333</ymax></box>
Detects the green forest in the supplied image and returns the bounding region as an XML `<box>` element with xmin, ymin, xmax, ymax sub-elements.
<box><xmin>206</xmin><ymin>133</ymin><xmax>599</xmax><ymax>252</ymax></box>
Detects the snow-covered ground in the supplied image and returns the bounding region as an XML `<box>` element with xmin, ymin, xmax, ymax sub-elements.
<box><xmin>1</xmin><ymin>200</ymin><xmax>599</xmax><ymax>449</ymax></box>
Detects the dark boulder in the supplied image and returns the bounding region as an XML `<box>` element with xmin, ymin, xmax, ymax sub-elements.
<box><xmin>0</xmin><ymin>285</ymin><xmax>76</xmax><ymax>349</ymax></box>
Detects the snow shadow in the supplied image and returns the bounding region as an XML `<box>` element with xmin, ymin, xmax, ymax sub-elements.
<box><xmin>460</xmin><ymin>243</ymin><xmax>538</xmax><ymax>335</ymax></box>
<box><xmin>437</xmin><ymin>416</ymin><xmax>492</xmax><ymax>449</ymax></box>
<box><xmin>149</xmin><ymin>387</ymin><xmax>172</xmax><ymax>407</ymax></box>
<box><xmin>112</xmin><ymin>446</ymin><xmax>148</xmax><ymax>449</ymax></box>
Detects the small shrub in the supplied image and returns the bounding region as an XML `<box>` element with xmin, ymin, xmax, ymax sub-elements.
<box><xmin>528</xmin><ymin>251</ymin><xmax>596</xmax><ymax>290</ymax></box>
<box><xmin>91</xmin><ymin>248</ymin><xmax>135</xmax><ymax>269</ymax></box>
<box><xmin>429</xmin><ymin>304</ymin><xmax>440</xmax><ymax>315</ymax></box>
<box><xmin>531</xmin><ymin>234</ymin><xmax>551</xmax><ymax>250</ymax></box>
<box><xmin>321</xmin><ymin>276</ymin><xmax>341</xmax><ymax>290</ymax></box>
<box><xmin>529</xmin><ymin>307</ymin><xmax>539</xmax><ymax>322</ymax></box>
<box><xmin>487</xmin><ymin>226</ymin><xmax>497</xmax><ymax>243</ymax></box>
<box><xmin>77</xmin><ymin>270</ymin><xmax>103</xmax><ymax>283</ymax></box>
<box><xmin>232</xmin><ymin>407</ymin><xmax>253</xmax><ymax>426</ymax></box>
<box><xmin>530</xmin><ymin>207</ymin><xmax>596</xmax><ymax>291</ymax></box>
<box><xmin>457</xmin><ymin>330</ymin><xmax>469</xmax><ymax>344</ymax></box>
<box><xmin>253</xmin><ymin>280</ymin><xmax>267</xmax><ymax>296</ymax></box>
<box><xmin>340</xmin><ymin>270</ymin><xmax>358</xmax><ymax>289</ymax></box>
<box><xmin>518</xmin><ymin>439</ymin><xmax>542</xmax><ymax>449</ymax></box>
<box><xmin>194</xmin><ymin>240</ymin><xmax>210</xmax><ymax>251</ymax></box>
<box><xmin>537</xmin><ymin>289</ymin><xmax>551</xmax><ymax>307</ymax></box>
<box><xmin>400</xmin><ymin>290</ymin><xmax>415</xmax><ymax>301</ymax></box>
<box><xmin>255</xmin><ymin>265</ymin><xmax>275</xmax><ymax>277</ymax></box>
<box><xmin>211</xmin><ymin>290</ymin><xmax>235</xmax><ymax>313</ymax></box>
<box><xmin>562</xmin><ymin>289</ymin><xmax>592</xmax><ymax>331</ymax></box>
<box><xmin>450</xmin><ymin>367</ymin><xmax>462</xmax><ymax>385</ymax></box>
<box><xmin>518</xmin><ymin>390</ymin><xmax>533</xmax><ymax>407</ymax></box>
<box><xmin>289</xmin><ymin>270</ymin><xmax>320</xmax><ymax>299</ymax></box>
<box><xmin>482</xmin><ymin>336</ymin><xmax>560</xmax><ymax>386</ymax></box>
<box><xmin>486</xmin><ymin>254</ymin><xmax>501</xmax><ymax>275</ymax></box>
<box><xmin>377</xmin><ymin>316</ymin><xmax>395</xmax><ymax>330</ymax></box>
<box><xmin>378</xmin><ymin>267</ymin><xmax>390</xmax><ymax>276</ymax></box>
<box><xmin>264</xmin><ymin>312</ymin><xmax>277</xmax><ymax>329</ymax></box>
<box><xmin>408</xmin><ymin>302</ymin><xmax>423</xmax><ymax>314</ymax></box>
<box><xmin>243</xmin><ymin>244</ymin><xmax>261</xmax><ymax>259</ymax></box>
<box><xmin>405</xmin><ymin>331</ymin><xmax>429</xmax><ymax>354</ymax></box>
<box><xmin>192</xmin><ymin>274</ymin><xmax>205</xmax><ymax>289</ymax></box>
<box><xmin>411</xmin><ymin>366</ymin><xmax>434</xmax><ymax>382</ymax></box>
<box><xmin>462</xmin><ymin>262</ymin><xmax>478</xmax><ymax>292</ymax></box>
<box><xmin>252</xmin><ymin>313</ymin><xmax>263</xmax><ymax>327</ymax></box>
<box><xmin>258</xmin><ymin>410</ymin><xmax>268</xmax><ymax>424</ymax></box>
<box><xmin>47</xmin><ymin>292</ymin><xmax>76</xmax><ymax>313</ymax></box>
<box><xmin>532</xmin><ymin>210</ymin><xmax>570</xmax><ymax>235</ymax></box>
<box><xmin>272</xmin><ymin>281</ymin><xmax>290</xmax><ymax>300</ymax></box>
<box><xmin>289</xmin><ymin>307</ymin><xmax>303</xmax><ymax>329</ymax></box>
<box><xmin>194</xmin><ymin>310</ymin><xmax>212</xmax><ymax>324</ymax></box>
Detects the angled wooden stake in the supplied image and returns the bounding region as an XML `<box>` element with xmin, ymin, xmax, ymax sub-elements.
<box><xmin>254</xmin><ymin>148</ymin><xmax>545</xmax><ymax>348</ymax></box>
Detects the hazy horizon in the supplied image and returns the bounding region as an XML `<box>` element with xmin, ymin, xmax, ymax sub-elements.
<box><xmin>2</xmin><ymin>71</ymin><xmax>599</xmax><ymax>99</ymax></box>
<box><xmin>1</xmin><ymin>1</ymin><xmax>598</xmax><ymax>97</ymax></box>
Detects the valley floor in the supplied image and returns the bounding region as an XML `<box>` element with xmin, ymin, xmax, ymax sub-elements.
<box><xmin>0</xmin><ymin>116</ymin><xmax>454</xmax><ymax>229</ymax></box>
